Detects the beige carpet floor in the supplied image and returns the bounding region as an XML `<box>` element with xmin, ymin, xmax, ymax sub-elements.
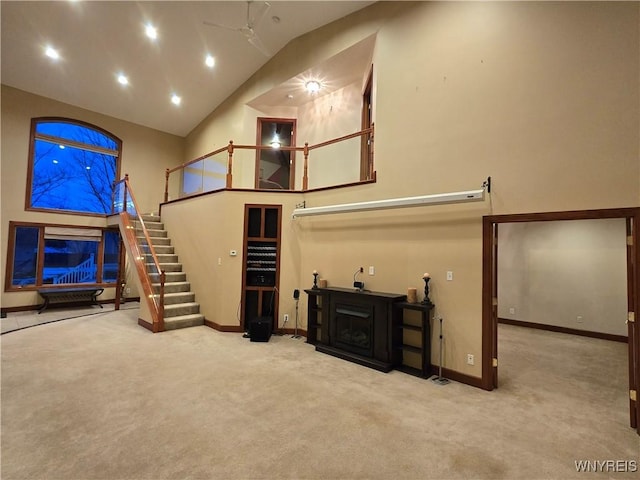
<box><xmin>1</xmin><ymin>308</ymin><xmax>638</xmax><ymax>479</ymax></box>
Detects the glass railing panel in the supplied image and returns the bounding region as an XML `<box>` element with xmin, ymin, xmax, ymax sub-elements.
<box><xmin>130</xmin><ymin>215</ymin><xmax>162</xmax><ymax>309</ymax></box>
<box><xmin>182</xmin><ymin>159</ymin><xmax>205</xmax><ymax>197</ymax></box>
<box><xmin>307</xmin><ymin>135</ymin><xmax>363</xmax><ymax>190</ymax></box>
<box><xmin>202</xmin><ymin>153</ymin><xmax>227</xmax><ymax>192</ymax></box>
<box><xmin>232</xmin><ymin>147</ymin><xmax>259</xmax><ymax>189</ymax></box>
<box><xmin>175</xmin><ymin>151</ymin><xmax>228</xmax><ymax>199</ymax></box>
<box><xmin>112</xmin><ymin>181</ymin><xmax>125</xmax><ymax>214</ymax></box>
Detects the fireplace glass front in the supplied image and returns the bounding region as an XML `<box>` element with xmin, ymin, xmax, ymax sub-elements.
<box><xmin>334</xmin><ymin>304</ymin><xmax>373</xmax><ymax>357</ymax></box>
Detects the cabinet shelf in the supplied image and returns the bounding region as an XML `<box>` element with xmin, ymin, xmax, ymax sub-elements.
<box><xmin>401</xmin><ymin>344</ymin><xmax>422</xmax><ymax>354</ymax></box>
<box><xmin>393</xmin><ymin>302</ymin><xmax>434</xmax><ymax>379</ymax></box>
<box><xmin>400</xmin><ymin>323</ymin><xmax>422</xmax><ymax>332</ymax></box>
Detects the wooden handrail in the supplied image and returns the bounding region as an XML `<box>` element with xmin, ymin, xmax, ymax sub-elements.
<box><xmin>118</xmin><ymin>174</ymin><xmax>165</xmax><ymax>331</ymax></box>
<box><xmin>231</xmin><ymin>144</ymin><xmax>305</xmax><ymax>152</ymax></box>
<box><xmin>307</xmin><ymin>127</ymin><xmax>373</xmax><ymax>151</ymax></box>
<box><xmin>166</xmin><ymin>144</ymin><xmax>229</xmax><ymax>175</ymax></box>
<box><xmin>164</xmin><ymin>126</ymin><xmax>375</xmax><ymax>197</ymax></box>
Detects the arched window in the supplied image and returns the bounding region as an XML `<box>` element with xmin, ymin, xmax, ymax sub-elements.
<box><xmin>26</xmin><ymin>118</ymin><xmax>122</xmax><ymax>215</ymax></box>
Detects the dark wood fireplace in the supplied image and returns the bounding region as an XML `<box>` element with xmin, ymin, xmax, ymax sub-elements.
<box><xmin>305</xmin><ymin>287</ymin><xmax>405</xmax><ymax>372</ymax></box>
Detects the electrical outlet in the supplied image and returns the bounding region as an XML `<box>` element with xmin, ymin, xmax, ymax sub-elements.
<box><xmin>283</xmin><ymin>314</ymin><xmax>289</xmax><ymax>324</ymax></box>
<box><xmin>446</xmin><ymin>271</ymin><xmax>453</xmax><ymax>281</ymax></box>
<box><xmin>217</xmin><ymin>257</ymin><xmax>222</xmax><ymax>266</ymax></box>
<box><xmin>467</xmin><ymin>354</ymin><xmax>475</xmax><ymax>365</ymax></box>
<box><xmin>125</xmin><ymin>287</ymin><xmax>131</xmax><ymax>294</ymax></box>
<box><xmin>576</xmin><ymin>315</ymin><xmax>583</xmax><ymax>323</ymax></box>
<box><xmin>509</xmin><ymin>307</ymin><xmax>515</xmax><ymax>315</ymax></box>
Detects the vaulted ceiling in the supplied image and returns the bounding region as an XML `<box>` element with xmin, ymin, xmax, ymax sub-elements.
<box><xmin>1</xmin><ymin>1</ymin><xmax>374</xmax><ymax>137</ymax></box>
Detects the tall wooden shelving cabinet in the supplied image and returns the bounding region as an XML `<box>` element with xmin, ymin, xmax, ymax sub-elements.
<box><xmin>240</xmin><ymin>204</ymin><xmax>282</xmax><ymax>332</ymax></box>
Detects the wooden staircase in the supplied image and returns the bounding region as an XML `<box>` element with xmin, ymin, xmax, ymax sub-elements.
<box><xmin>138</xmin><ymin>214</ymin><xmax>204</xmax><ymax>330</ymax></box>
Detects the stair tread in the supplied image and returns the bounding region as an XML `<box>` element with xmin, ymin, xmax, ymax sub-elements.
<box><xmin>164</xmin><ymin>313</ymin><xmax>203</xmax><ymax>320</ymax></box>
<box><xmin>164</xmin><ymin>302</ymin><xmax>199</xmax><ymax>309</ymax></box>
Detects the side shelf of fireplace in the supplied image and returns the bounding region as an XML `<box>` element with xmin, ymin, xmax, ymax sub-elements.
<box><xmin>304</xmin><ymin>288</ymin><xmax>327</xmax><ymax>345</ymax></box>
<box><xmin>393</xmin><ymin>302</ymin><xmax>434</xmax><ymax>378</ymax></box>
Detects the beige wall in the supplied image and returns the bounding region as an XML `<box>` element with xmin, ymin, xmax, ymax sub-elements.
<box><xmin>297</xmin><ymin>81</ymin><xmax>363</xmax><ymax>189</ymax></box>
<box><xmin>1</xmin><ymin>86</ymin><xmax>184</xmax><ymax>308</ymax></box>
<box><xmin>173</xmin><ymin>1</ymin><xmax>638</xmax><ymax>378</ymax></box>
<box><xmin>498</xmin><ymin>219</ymin><xmax>628</xmax><ymax>336</ymax></box>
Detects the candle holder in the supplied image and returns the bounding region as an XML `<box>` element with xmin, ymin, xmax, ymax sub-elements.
<box><xmin>312</xmin><ymin>271</ymin><xmax>319</xmax><ymax>289</ymax></box>
<box><xmin>421</xmin><ymin>273</ymin><xmax>433</xmax><ymax>306</ymax></box>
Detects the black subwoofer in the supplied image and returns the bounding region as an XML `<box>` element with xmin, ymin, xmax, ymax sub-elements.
<box><xmin>250</xmin><ymin>316</ymin><xmax>272</xmax><ymax>342</ymax></box>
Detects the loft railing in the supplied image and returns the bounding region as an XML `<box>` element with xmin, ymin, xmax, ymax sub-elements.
<box><xmin>164</xmin><ymin>125</ymin><xmax>374</xmax><ymax>202</ymax></box>
<box><xmin>112</xmin><ymin>174</ymin><xmax>166</xmax><ymax>332</ymax></box>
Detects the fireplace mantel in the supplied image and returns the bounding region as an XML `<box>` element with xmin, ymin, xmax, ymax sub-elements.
<box><xmin>305</xmin><ymin>287</ymin><xmax>406</xmax><ymax>372</ymax></box>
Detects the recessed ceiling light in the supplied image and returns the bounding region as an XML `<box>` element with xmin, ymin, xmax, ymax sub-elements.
<box><xmin>305</xmin><ymin>80</ymin><xmax>321</xmax><ymax>94</ymax></box>
<box><xmin>171</xmin><ymin>93</ymin><xmax>181</xmax><ymax>106</ymax></box>
<box><xmin>117</xmin><ymin>74</ymin><xmax>129</xmax><ymax>85</ymax></box>
<box><xmin>145</xmin><ymin>23</ymin><xmax>158</xmax><ymax>40</ymax></box>
<box><xmin>45</xmin><ymin>45</ymin><xmax>60</xmax><ymax>60</ymax></box>
<box><xmin>205</xmin><ymin>54</ymin><xmax>215</xmax><ymax>68</ymax></box>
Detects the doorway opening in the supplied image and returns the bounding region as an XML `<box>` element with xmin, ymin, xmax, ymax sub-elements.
<box><xmin>256</xmin><ymin>118</ymin><xmax>296</xmax><ymax>190</ymax></box>
<box><xmin>482</xmin><ymin>208</ymin><xmax>640</xmax><ymax>433</ymax></box>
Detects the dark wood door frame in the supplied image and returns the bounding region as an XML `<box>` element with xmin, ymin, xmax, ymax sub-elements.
<box><xmin>360</xmin><ymin>65</ymin><xmax>373</xmax><ymax>181</ymax></box>
<box><xmin>255</xmin><ymin>117</ymin><xmax>297</xmax><ymax>190</ymax></box>
<box><xmin>482</xmin><ymin>207</ymin><xmax>640</xmax><ymax>433</ymax></box>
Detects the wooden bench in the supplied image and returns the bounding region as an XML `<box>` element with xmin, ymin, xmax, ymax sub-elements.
<box><xmin>37</xmin><ymin>287</ymin><xmax>104</xmax><ymax>314</ymax></box>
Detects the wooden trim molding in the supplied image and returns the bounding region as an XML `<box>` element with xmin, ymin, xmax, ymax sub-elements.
<box><xmin>204</xmin><ymin>319</ymin><xmax>244</xmax><ymax>333</ymax></box>
<box><xmin>438</xmin><ymin>368</ymin><xmax>485</xmax><ymax>389</ymax></box>
<box><xmin>138</xmin><ymin>318</ymin><xmax>155</xmax><ymax>332</ymax></box>
<box><xmin>498</xmin><ymin>317</ymin><xmax>628</xmax><ymax>343</ymax></box>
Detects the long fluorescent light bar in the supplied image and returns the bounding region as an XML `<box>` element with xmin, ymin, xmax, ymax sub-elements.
<box><xmin>292</xmin><ymin>189</ymin><xmax>486</xmax><ymax>218</ymax></box>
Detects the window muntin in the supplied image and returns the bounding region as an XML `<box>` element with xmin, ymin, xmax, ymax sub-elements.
<box><xmin>28</xmin><ymin>118</ymin><xmax>121</xmax><ymax>215</ymax></box>
<box><xmin>5</xmin><ymin>222</ymin><xmax>120</xmax><ymax>291</ymax></box>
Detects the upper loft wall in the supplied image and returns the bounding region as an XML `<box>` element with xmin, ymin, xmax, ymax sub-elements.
<box><xmin>187</xmin><ymin>1</ymin><xmax>639</xmax><ymax>214</ymax></box>
<box><xmin>296</xmin><ymin>81</ymin><xmax>363</xmax><ymax>189</ymax></box>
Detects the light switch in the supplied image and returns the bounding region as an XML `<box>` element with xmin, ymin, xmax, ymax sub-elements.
<box><xmin>446</xmin><ymin>271</ymin><xmax>453</xmax><ymax>281</ymax></box>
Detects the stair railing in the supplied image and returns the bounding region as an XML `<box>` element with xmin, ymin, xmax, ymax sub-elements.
<box><xmin>113</xmin><ymin>174</ymin><xmax>165</xmax><ymax>332</ymax></box>
<box><xmin>164</xmin><ymin>124</ymin><xmax>374</xmax><ymax>202</ymax></box>
<box><xmin>53</xmin><ymin>254</ymin><xmax>96</xmax><ymax>284</ymax></box>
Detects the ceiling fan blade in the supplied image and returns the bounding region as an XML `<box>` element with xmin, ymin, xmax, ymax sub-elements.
<box><xmin>248</xmin><ymin>33</ymin><xmax>271</xmax><ymax>57</ymax></box>
<box><xmin>203</xmin><ymin>20</ymin><xmax>239</xmax><ymax>32</ymax></box>
<box><xmin>249</xmin><ymin>1</ymin><xmax>271</xmax><ymax>29</ymax></box>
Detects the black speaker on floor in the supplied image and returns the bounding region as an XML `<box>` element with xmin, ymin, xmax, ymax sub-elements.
<box><xmin>250</xmin><ymin>316</ymin><xmax>272</xmax><ymax>342</ymax></box>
